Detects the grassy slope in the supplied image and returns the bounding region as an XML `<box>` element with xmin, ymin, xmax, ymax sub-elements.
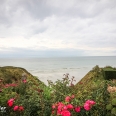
<box><xmin>73</xmin><ymin>66</ymin><xmax>116</xmax><ymax>104</ymax></box>
<box><xmin>74</xmin><ymin>66</ymin><xmax>104</xmax><ymax>92</ymax></box>
<box><xmin>0</xmin><ymin>66</ymin><xmax>45</xmax><ymax>87</ymax></box>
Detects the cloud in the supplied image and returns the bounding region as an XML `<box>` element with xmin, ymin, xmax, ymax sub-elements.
<box><xmin>0</xmin><ymin>0</ymin><xmax>116</xmax><ymax>57</ymax></box>
<box><xmin>0</xmin><ymin>47</ymin><xmax>85</xmax><ymax>58</ymax></box>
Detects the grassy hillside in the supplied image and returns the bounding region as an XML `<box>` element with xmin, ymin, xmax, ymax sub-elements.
<box><xmin>0</xmin><ymin>66</ymin><xmax>43</xmax><ymax>85</ymax></box>
<box><xmin>74</xmin><ymin>65</ymin><xmax>105</xmax><ymax>94</ymax></box>
<box><xmin>74</xmin><ymin>65</ymin><xmax>116</xmax><ymax>92</ymax></box>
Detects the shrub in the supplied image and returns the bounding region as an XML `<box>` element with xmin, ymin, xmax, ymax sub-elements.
<box><xmin>1</xmin><ymin>67</ymin><xmax>116</xmax><ymax>116</ymax></box>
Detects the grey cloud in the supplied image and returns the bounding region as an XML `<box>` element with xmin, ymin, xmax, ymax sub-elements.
<box><xmin>31</xmin><ymin>25</ymin><xmax>48</xmax><ymax>35</ymax></box>
<box><xmin>17</xmin><ymin>0</ymin><xmax>51</xmax><ymax>20</ymax></box>
<box><xmin>1</xmin><ymin>0</ymin><xmax>116</xmax><ymax>26</ymax></box>
<box><xmin>0</xmin><ymin>47</ymin><xmax>85</xmax><ymax>58</ymax></box>
<box><xmin>47</xmin><ymin>0</ymin><xmax>116</xmax><ymax>18</ymax></box>
<box><xmin>79</xmin><ymin>34</ymin><xmax>116</xmax><ymax>48</ymax></box>
<box><xmin>33</xmin><ymin>28</ymin><xmax>46</xmax><ymax>34</ymax></box>
<box><xmin>0</xmin><ymin>0</ymin><xmax>116</xmax><ymax>56</ymax></box>
<box><xmin>1</xmin><ymin>0</ymin><xmax>115</xmax><ymax>25</ymax></box>
<box><xmin>0</xmin><ymin>1</ymin><xmax>10</xmax><ymax>25</ymax></box>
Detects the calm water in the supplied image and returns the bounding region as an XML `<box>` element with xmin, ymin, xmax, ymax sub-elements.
<box><xmin>0</xmin><ymin>56</ymin><xmax>116</xmax><ymax>85</ymax></box>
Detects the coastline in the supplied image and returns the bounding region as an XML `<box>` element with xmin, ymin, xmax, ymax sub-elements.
<box><xmin>0</xmin><ymin>56</ymin><xmax>116</xmax><ymax>85</ymax></box>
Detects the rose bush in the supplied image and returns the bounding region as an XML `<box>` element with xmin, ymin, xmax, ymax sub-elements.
<box><xmin>0</xmin><ymin>69</ymin><xmax>116</xmax><ymax>116</ymax></box>
<box><xmin>51</xmin><ymin>95</ymin><xmax>96</xmax><ymax>116</ymax></box>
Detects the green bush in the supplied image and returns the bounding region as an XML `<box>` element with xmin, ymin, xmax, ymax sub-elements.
<box><xmin>0</xmin><ymin>67</ymin><xmax>116</xmax><ymax>116</ymax></box>
<box><xmin>103</xmin><ymin>67</ymin><xmax>116</xmax><ymax>80</ymax></box>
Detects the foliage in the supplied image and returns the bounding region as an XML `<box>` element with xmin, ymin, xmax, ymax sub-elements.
<box><xmin>0</xmin><ymin>66</ymin><xmax>116</xmax><ymax>116</ymax></box>
<box><xmin>0</xmin><ymin>67</ymin><xmax>52</xmax><ymax>116</ymax></box>
<box><xmin>48</xmin><ymin>73</ymin><xmax>75</xmax><ymax>103</ymax></box>
<box><xmin>103</xmin><ymin>66</ymin><xmax>116</xmax><ymax>80</ymax></box>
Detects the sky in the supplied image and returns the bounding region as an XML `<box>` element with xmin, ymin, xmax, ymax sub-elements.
<box><xmin>0</xmin><ymin>0</ymin><xmax>116</xmax><ymax>57</ymax></box>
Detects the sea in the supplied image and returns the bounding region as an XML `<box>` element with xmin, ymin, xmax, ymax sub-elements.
<box><xmin>0</xmin><ymin>56</ymin><xmax>116</xmax><ymax>85</ymax></box>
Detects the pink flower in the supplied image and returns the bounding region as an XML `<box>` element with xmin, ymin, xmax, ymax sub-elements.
<box><xmin>61</xmin><ymin>110</ymin><xmax>71</xmax><ymax>116</ymax></box>
<box><xmin>66</xmin><ymin>104</ymin><xmax>73</xmax><ymax>109</ymax></box>
<box><xmin>65</xmin><ymin>96</ymin><xmax>71</xmax><ymax>102</ymax></box>
<box><xmin>57</xmin><ymin>110</ymin><xmax>61</xmax><ymax>115</ymax></box>
<box><xmin>84</xmin><ymin>100</ymin><xmax>96</xmax><ymax>111</ymax></box>
<box><xmin>75</xmin><ymin>106</ymin><xmax>81</xmax><ymax>112</ymax></box>
<box><xmin>8</xmin><ymin>98</ymin><xmax>14</xmax><ymax>103</ymax></box>
<box><xmin>88</xmin><ymin>100</ymin><xmax>96</xmax><ymax>105</ymax></box>
<box><xmin>52</xmin><ymin>104</ymin><xmax>56</xmax><ymax>109</ymax></box>
<box><xmin>7</xmin><ymin>98</ymin><xmax>14</xmax><ymax>107</ymax></box>
<box><xmin>22</xmin><ymin>80</ymin><xmax>27</xmax><ymax>83</ymax></box>
<box><xmin>63</xmin><ymin>106</ymin><xmax>68</xmax><ymax>110</ymax></box>
<box><xmin>19</xmin><ymin>106</ymin><xmax>24</xmax><ymax>111</ymax></box>
<box><xmin>57</xmin><ymin>102</ymin><xmax>65</xmax><ymax>115</ymax></box>
<box><xmin>13</xmin><ymin>106</ymin><xmax>19</xmax><ymax>111</ymax></box>
<box><xmin>0</xmin><ymin>89</ymin><xmax>2</xmax><ymax>92</ymax></box>
<box><xmin>85</xmin><ymin>100</ymin><xmax>96</xmax><ymax>105</ymax></box>
<box><xmin>84</xmin><ymin>103</ymin><xmax>91</xmax><ymax>111</ymax></box>
<box><xmin>8</xmin><ymin>101</ymin><xmax>14</xmax><ymax>107</ymax></box>
<box><xmin>58</xmin><ymin>104</ymin><xmax>63</xmax><ymax>111</ymax></box>
<box><xmin>5</xmin><ymin>84</ymin><xmax>9</xmax><ymax>88</ymax></box>
<box><xmin>71</xmin><ymin>95</ymin><xmax>75</xmax><ymax>99</ymax></box>
<box><xmin>52</xmin><ymin>110</ymin><xmax>55</xmax><ymax>115</ymax></box>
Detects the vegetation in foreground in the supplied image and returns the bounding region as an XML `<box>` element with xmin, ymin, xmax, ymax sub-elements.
<box><xmin>0</xmin><ymin>66</ymin><xmax>116</xmax><ymax>116</ymax></box>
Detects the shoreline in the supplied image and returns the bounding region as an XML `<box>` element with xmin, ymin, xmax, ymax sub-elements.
<box><xmin>1</xmin><ymin>56</ymin><xmax>116</xmax><ymax>85</ymax></box>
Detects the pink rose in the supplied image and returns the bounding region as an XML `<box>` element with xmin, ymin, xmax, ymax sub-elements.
<box><xmin>75</xmin><ymin>106</ymin><xmax>81</xmax><ymax>112</ymax></box>
<box><xmin>52</xmin><ymin>110</ymin><xmax>55</xmax><ymax>115</ymax></box>
<box><xmin>57</xmin><ymin>102</ymin><xmax>65</xmax><ymax>115</ymax></box>
<box><xmin>52</xmin><ymin>104</ymin><xmax>56</xmax><ymax>109</ymax></box>
<box><xmin>19</xmin><ymin>106</ymin><xmax>24</xmax><ymax>111</ymax></box>
<box><xmin>66</xmin><ymin>104</ymin><xmax>73</xmax><ymax>109</ymax></box>
<box><xmin>89</xmin><ymin>100</ymin><xmax>96</xmax><ymax>105</ymax></box>
<box><xmin>84</xmin><ymin>103</ymin><xmax>91</xmax><ymax>111</ymax></box>
<box><xmin>57</xmin><ymin>102</ymin><xmax>64</xmax><ymax>110</ymax></box>
<box><xmin>86</xmin><ymin>100</ymin><xmax>96</xmax><ymax>105</ymax></box>
<box><xmin>61</xmin><ymin>110</ymin><xmax>71</xmax><ymax>116</ymax></box>
<box><xmin>63</xmin><ymin>106</ymin><xmax>68</xmax><ymax>110</ymax></box>
<box><xmin>22</xmin><ymin>80</ymin><xmax>27</xmax><ymax>83</ymax></box>
<box><xmin>8</xmin><ymin>101</ymin><xmax>13</xmax><ymax>107</ymax></box>
<box><xmin>8</xmin><ymin>98</ymin><xmax>14</xmax><ymax>103</ymax></box>
<box><xmin>0</xmin><ymin>89</ymin><xmax>2</xmax><ymax>92</ymax></box>
<box><xmin>7</xmin><ymin>98</ymin><xmax>14</xmax><ymax>107</ymax></box>
<box><xmin>71</xmin><ymin>95</ymin><xmax>75</xmax><ymax>99</ymax></box>
<box><xmin>65</xmin><ymin>96</ymin><xmax>71</xmax><ymax>102</ymax></box>
<box><xmin>57</xmin><ymin>110</ymin><xmax>61</xmax><ymax>115</ymax></box>
<box><xmin>13</xmin><ymin>106</ymin><xmax>19</xmax><ymax>111</ymax></box>
<box><xmin>84</xmin><ymin>100</ymin><xmax>96</xmax><ymax>111</ymax></box>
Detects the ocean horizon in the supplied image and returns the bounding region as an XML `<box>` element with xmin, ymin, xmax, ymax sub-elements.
<box><xmin>0</xmin><ymin>56</ymin><xmax>116</xmax><ymax>85</ymax></box>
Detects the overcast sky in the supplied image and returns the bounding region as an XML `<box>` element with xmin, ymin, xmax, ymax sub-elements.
<box><xmin>0</xmin><ymin>0</ymin><xmax>116</xmax><ymax>57</ymax></box>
